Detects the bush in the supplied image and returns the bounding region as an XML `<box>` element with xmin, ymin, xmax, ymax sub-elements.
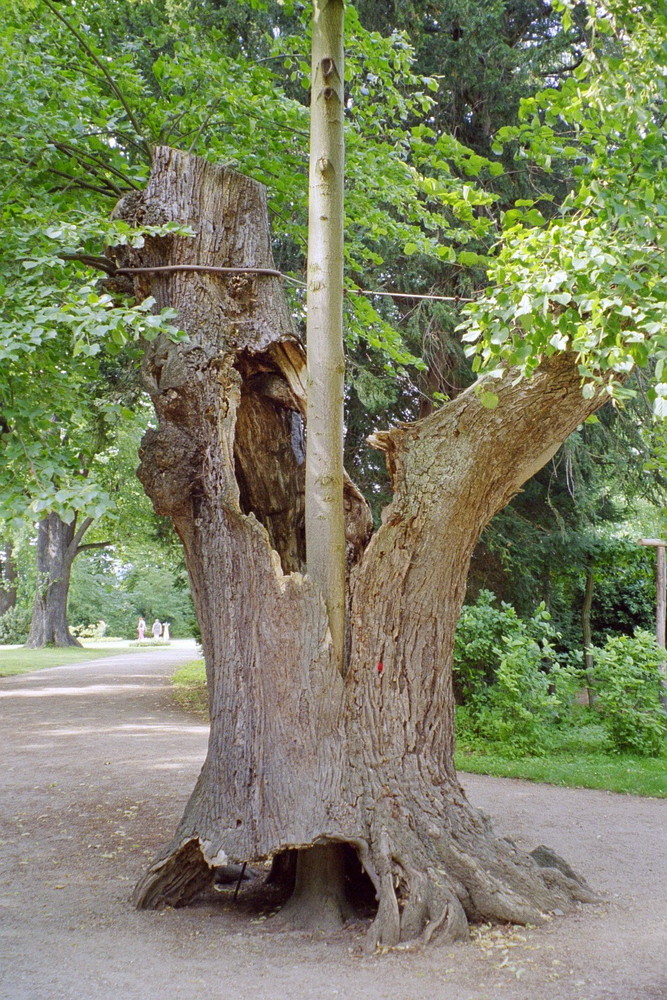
<box><xmin>453</xmin><ymin>592</ymin><xmax>564</xmax><ymax>756</ymax></box>
<box><xmin>454</xmin><ymin>594</ymin><xmax>667</xmax><ymax>761</ymax></box>
<box><xmin>453</xmin><ymin>590</ymin><xmax>558</xmax><ymax>700</ymax></box>
<box><xmin>71</xmin><ymin>621</ymin><xmax>107</xmax><ymax>640</ymax></box>
<box><xmin>0</xmin><ymin>605</ymin><xmax>31</xmax><ymax>644</ymax></box>
<box><xmin>589</xmin><ymin>630</ymin><xmax>667</xmax><ymax>756</ymax></box>
<box><xmin>453</xmin><ymin>590</ymin><xmax>522</xmax><ymax>701</ymax></box>
<box><xmin>464</xmin><ymin>637</ymin><xmax>561</xmax><ymax>757</ymax></box>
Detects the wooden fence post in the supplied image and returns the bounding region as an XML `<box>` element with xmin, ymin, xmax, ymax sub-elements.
<box><xmin>637</xmin><ymin>538</ymin><xmax>667</xmax><ymax>706</ymax></box>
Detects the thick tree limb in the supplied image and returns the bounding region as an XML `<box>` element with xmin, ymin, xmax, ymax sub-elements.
<box><xmin>77</xmin><ymin>540</ymin><xmax>112</xmax><ymax>553</ymax></box>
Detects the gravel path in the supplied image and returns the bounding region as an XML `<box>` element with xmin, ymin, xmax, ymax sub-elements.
<box><xmin>1</xmin><ymin>648</ymin><xmax>665</xmax><ymax>1000</ymax></box>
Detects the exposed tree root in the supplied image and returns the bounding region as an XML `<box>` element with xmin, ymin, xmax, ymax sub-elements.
<box><xmin>359</xmin><ymin>793</ymin><xmax>598</xmax><ymax>952</ymax></box>
<box><xmin>133</xmin><ymin>839</ymin><xmax>213</xmax><ymax>910</ymax></box>
<box><xmin>133</xmin><ymin>813</ymin><xmax>597</xmax><ymax>953</ymax></box>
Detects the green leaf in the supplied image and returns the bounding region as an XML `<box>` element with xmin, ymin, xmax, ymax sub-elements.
<box><xmin>479</xmin><ymin>391</ymin><xmax>499</xmax><ymax>409</ymax></box>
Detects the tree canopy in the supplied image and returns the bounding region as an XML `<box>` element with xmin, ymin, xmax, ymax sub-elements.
<box><xmin>4</xmin><ymin>0</ymin><xmax>667</xmax><ymax>439</ymax></box>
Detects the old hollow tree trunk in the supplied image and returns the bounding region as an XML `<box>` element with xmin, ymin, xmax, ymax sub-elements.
<box><xmin>114</xmin><ymin>148</ymin><xmax>599</xmax><ymax>948</ymax></box>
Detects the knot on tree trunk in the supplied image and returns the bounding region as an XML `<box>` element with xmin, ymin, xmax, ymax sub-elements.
<box><xmin>138</xmin><ymin>425</ymin><xmax>202</xmax><ymax>517</ymax></box>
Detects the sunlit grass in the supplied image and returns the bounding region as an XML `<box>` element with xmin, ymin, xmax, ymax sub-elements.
<box><xmin>172</xmin><ymin>658</ymin><xmax>208</xmax><ymax>718</ymax></box>
<box><xmin>0</xmin><ymin>646</ymin><xmax>130</xmax><ymax>677</ymax></box>
<box><xmin>455</xmin><ymin>747</ymin><xmax>667</xmax><ymax>798</ymax></box>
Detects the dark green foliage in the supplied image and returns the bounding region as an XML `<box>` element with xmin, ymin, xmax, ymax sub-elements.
<box><xmin>469</xmin><ymin>399</ymin><xmax>663</xmax><ymax>658</ymax></box>
<box><xmin>590</xmin><ymin>554</ymin><xmax>655</xmax><ymax>644</ymax></box>
<box><xmin>589</xmin><ymin>631</ymin><xmax>667</xmax><ymax>756</ymax></box>
<box><xmin>455</xmin><ymin>592</ymin><xmax>667</xmax><ymax>762</ymax></box>
<box><xmin>0</xmin><ymin>605</ymin><xmax>31</xmax><ymax>644</ymax></box>
<box><xmin>355</xmin><ymin>0</ymin><xmax>587</xmax><ymax>159</ymax></box>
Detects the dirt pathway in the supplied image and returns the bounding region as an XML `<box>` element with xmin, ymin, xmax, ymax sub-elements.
<box><xmin>1</xmin><ymin>649</ymin><xmax>665</xmax><ymax>1000</ymax></box>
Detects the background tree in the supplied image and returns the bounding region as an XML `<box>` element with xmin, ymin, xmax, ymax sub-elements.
<box><xmin>1</xmin><ymin>0</ymin><xmax>186</xmax><ymax>645</ymax></box>
<box><xmin>68</xmin><ymin>543</ymin><xmax>197</xmax><ymax>639</ymax></box>
<box><xmin>470</xmin><ymin>399</ymin><xmax>665</xmax><ymax>648</ymax></box>
<box><xmin>0</xmin><ymin>331</ymin><xmax>167</xmax><ymax>647</ymax></box>
<box><xmin>0</xmin><ymin>541</ymin><xmax>17</xmax><ymax>617</ymax></box>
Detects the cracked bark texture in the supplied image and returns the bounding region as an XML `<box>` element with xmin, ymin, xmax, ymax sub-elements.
<box><xmin>115</xmin><ymin>147</ymin><xmax>599</xmax><ymax>947</ymax></box>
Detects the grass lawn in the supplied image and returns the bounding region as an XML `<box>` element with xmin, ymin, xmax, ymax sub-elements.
<box><xmin>0</xmin><ymin>645</ymin><xmax>130</xmax><ymax>677</ymax></box>
<box><xmin>454</xmin><ymin>747</ymin><xmax>667</xmax><ymax>798</ymax></box>
<box><xmin>172</xmin><ymin>658</ymin><xmax>208</xmax><ymax>717</ymax></box>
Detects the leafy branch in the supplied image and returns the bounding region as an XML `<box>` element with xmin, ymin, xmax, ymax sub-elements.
<box><xmin>40</xmin><ymin>0</ymin><xmax>150</xmax><ymax>157</ymax></box>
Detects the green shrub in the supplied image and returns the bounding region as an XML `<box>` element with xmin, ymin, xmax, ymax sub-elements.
<box><xmin>453</xmin><ymin>593</ymin><xmax>568</xmax><ymax>756</ymax></box>
<box><xmin>453</xmin><ymin>590</ymin><xmax>522</xmax><ymax>701</ymax></box>
<box><xmin>0</xmin><ymin>605</ymin><xmax>31</xmax><ymax>644</ymax></box>
<box><xmin>454</xmin><ymin>595</ymin><xmax>667</xmax><ymax>761</ymax></box>
<box><xmin>453</xmin><ymin>590</ymin><xmax>558</xmax><ymax>700</ymax></box>
<box><xmin>466</xmin><ymin>636</ymin><xmax>561</xmax><ymax>757</ymax></box>
<box><xmin>589</xmin><ymin>630</ymin><xmax>667</xmax><ymax>756</ymax></box>
<box><xmin>72</xmin><ymin>621</ymin><xmax>107</xmax><ymax>640</ymax></box>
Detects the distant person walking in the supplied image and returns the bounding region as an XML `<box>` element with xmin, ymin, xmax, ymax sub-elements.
<box><xmin>137</xmin><ymin>617</ymin><xmax>146</xmax><ymax>640</ymax></box>
<box><xmin>151</xmin><ymin>619</ymin><xmax>162</xmax><ymax>640</ymax></box>
<box><xmin>162</xmin><ymin>622</ymin><xmax>170</xmax><ymax>641</ymax></box>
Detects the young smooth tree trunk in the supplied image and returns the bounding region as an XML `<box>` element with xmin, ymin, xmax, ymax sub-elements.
<box><xmin>0</xmin><ymin>541</ymin><xmax>18</xmax><ymax>617</ymax></box>
<box><xmin>582</xmin><ymin>565</ymin><xmax>595</xmax><ymax>706</ymax></box>
<box><xmin>24</xmin><ymin>512</ymin><xmax>95</xmax><ymax>648</ymax></box>
<box><xmin>305</xmin><ymin>0</ymin><xmax>346</xmax><ymax>674</ymax></box>
<box><xmin>115</xmin><ymin>148</ymin><xmax>599</xmax><ymax>949</ymax></box>
<box><xmin>288</xmin><ymin>0</ymin><xmax>349</xmax><ymax>925</ymax></box>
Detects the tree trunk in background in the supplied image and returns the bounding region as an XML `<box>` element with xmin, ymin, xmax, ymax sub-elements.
<box><xmin>0</xmin><ymin>541</ymin><xmax>18</xmax><ymax>616</ymax></box>
<box><xmin>115</xmin><ymin>147</ymin><xmax>600</xmax><ymax>949</ymax></box>
<box><xmin>582</xmin><ymin>565</ymin><xmax>595</xmax><ymax>707</ymax></box>
<box><xmin>24</xmin><ymin>512</ymin><xmax>89</xmax><ymax>648</ymax></box>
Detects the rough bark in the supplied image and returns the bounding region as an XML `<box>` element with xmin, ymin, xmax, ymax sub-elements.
<box><xmin>24</xmin><ymin>512</ymin><xmax>90</xmax><ymax>648</ymax></box>
<box><xmin>0</xmin><ymin>541</ymin><xmax>18</xmax><ymax>617</ymax></box>
<box><xmin>345</xmin><ymin>359</ymin><xmax>603</xmax><ymax>947</ymax></box>
<box><xmin>115</xmin><ymin>148</ymin><xmax>601</xmax><ymax>948</ymax></box>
